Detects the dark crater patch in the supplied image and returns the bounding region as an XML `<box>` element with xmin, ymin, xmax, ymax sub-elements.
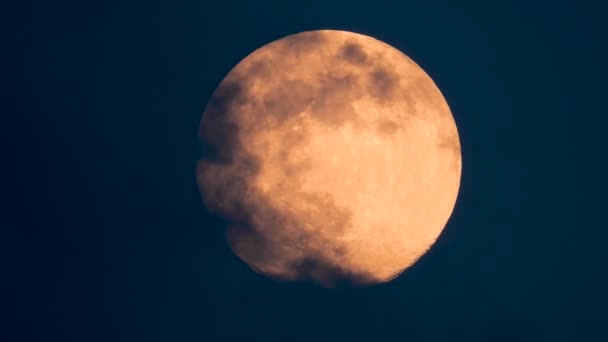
<box><xmin>339</xmin><ymin>42</ymin><xmax>368</xmax><ymax>65</ymax></box>
<box><xmin>437</xmin><ymin>131</ymin><xmax>460</xmax><ymax>154</ymax></box>
<box><xmin>375</xmin><ymin>119</ymin><xmax>400</xmax><ymax>137</ymax></box>
<box><xmin>437</xmin><ymin>131</ymin><xmax>461</xmax><ymax>170</ymax></box>
<box><xmin>367</xmin><ymin>65</ymin><xmax>400</xmax><ymax>102</ymax></box>
<box><xmin>311</xmin><ymin>72</ymin><xmax>362</xmax><ymax>127</ymax></box>
<box><xmin>263</xmin><ymin>79</ymin><xmax>313</xmax><ymax>126</ymax></box>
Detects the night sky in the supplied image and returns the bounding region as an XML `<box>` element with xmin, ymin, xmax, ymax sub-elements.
<box><xmin>4</xmin><ymin>0</ymin><xmax>607</xmax><ymax>341</ymax></box>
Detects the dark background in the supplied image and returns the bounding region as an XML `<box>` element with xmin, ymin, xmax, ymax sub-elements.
<box><xmin>4</xmin><ymin>0</ymin><xmax>607</xmax><ymax>341</ymax></box>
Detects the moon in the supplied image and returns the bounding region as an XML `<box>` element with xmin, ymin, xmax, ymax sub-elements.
<box><xmin>197</xmin><ymin>30</ymin><xmax>461</xmax><ymax>287</ymax></box>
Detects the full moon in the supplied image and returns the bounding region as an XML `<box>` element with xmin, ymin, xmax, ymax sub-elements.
<box><xmin>197</xmin><ymin>30</ymin><xmax>461</xmax><ymax>287</ymax></box>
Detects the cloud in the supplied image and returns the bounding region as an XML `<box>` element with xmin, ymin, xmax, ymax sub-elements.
<box><xmin>287</xmin><ymin>256</ymin><xmax>376</xmax><ymax>288</ymax></box>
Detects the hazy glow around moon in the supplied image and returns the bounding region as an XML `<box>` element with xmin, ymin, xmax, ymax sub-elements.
<box><xmin>197</xmin><ymin>30</ymin><xmax>461</xmax><ymax>287</ymax></box>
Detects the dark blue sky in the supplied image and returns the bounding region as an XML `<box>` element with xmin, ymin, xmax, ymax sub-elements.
<box><xmin>4</xmin><ymin>0</ymin><xmax>607</xmax><ymax>341</ymax></box>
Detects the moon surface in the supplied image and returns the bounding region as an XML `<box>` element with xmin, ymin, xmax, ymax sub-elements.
<box><xmin>197</xmin><ymin>30</ymin><xmax>461</xmax><ymax>287</ymax></box>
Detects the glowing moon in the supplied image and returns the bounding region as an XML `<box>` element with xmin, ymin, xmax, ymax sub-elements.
<box><xmin>197</xmin><ymin>30</ymin><xmax>461</xmax><ymax>287</ymax></box>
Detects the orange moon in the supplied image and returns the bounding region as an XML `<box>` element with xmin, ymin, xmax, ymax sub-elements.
<box><xmin>197</xmin><ymin>30</ymin><xmax>461</xmax><ymax>287</ymax></box>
